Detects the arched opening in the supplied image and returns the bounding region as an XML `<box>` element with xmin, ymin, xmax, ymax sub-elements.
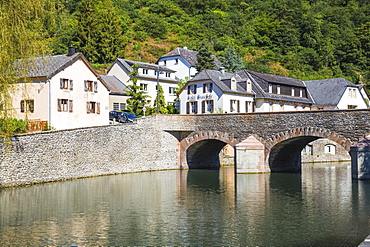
<box><xmin>269</xmin><ymin>136</ymin><xmax>320</xmax><ymax>172</ymax></box>
<box><xmin>186</xmin><ymin>139</ymin><xmax>231</xmax><ymax>169</ymax></box>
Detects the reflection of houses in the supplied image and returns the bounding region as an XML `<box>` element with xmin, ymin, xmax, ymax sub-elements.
<box><xmin>107</xmin><ymin>58</ymin><xmax>179</xmax><ymax>107</ymax></box>
<box><xmin>304</xmin><ymin>77</ymin><xmax>369</xmax><ymax>110</ymax></box>
<box><xmin>178</xmin><ymin>68</ymin><xmax>254</xmax><ymax>114</ymax></box>
<box><xmin>238</xmin><ymin>70</ymin><xmax>313</xmax><ymax>112</ymax></box>
<box><xmin>12</xmin><ymin>48</ymin><xmax>109</xmax><ymax>130</ymax></box>
<box><xmin>99</xmin><ymin>75</ymin><xmax>129</xmax><ymax>111</ymax></box>
<box><xmin>157</xmin><ymin>47</ymin><xmax>221</xmax><ymax>80</ymax></box>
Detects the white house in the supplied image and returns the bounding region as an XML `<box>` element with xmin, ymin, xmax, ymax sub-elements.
<box><xmin>157</xmin><ymin>47</ymin><xmax>221</xmax><ymax>80</ymax></box>
<box><xmin>179</xmin><ymin>68</ymin><xmax>255</xmax><ymax>114</ymax></box>
<box><xmin>238</xmin><ymin>70</ymin><xmax>314</xmax><ymax>112</ymax></box>
<box><xmin>304</xmin><ymin>78</ymin><xmax>369</xmax><ymax>110</ymax></box>
<box><xmin>12</xmin><ymin>48</ymin><xmax>109</xmax><ymax>130</ymax></box>
<box><xmin>99</xmin><ymin>75</ymin><xmax>129</xmax><ymax>111</ymax></box>
<box><xmin>107</xmin><ymin>58</ymin><xmax>179</xmax><ymax>107</ymax></box>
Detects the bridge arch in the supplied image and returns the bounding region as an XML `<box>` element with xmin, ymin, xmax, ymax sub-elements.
<box><xmin>179</xmin><ymin>131</ymin><xmax>239</xmax><ymax>169</ymax></box>
<box><xmin>265</xmin><ymin>127</ymin><xmax>353</xmax><ymax>172</ymax></box>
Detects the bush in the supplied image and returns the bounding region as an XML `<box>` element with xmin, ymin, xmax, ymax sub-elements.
<box><xmin>0</xmin><ymin>118</ymin><xmax>28</xmax><ymax>137</ymax></box>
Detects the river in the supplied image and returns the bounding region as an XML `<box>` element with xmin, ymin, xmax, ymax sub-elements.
<box><xmin>1</xmin><ymin>162</ymin><xmax>370</xmax><ymax>246</ymax></box>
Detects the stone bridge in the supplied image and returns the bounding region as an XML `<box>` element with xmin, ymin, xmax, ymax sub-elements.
<box><xmin>156</xmin><ymin>109</ymin><xmax>370</xmax><ymax>178</ymax></box>
<box><xmin>2</xmin><ymin>109</ymin><xmax>370</xmax><ymax>188</ymax></box>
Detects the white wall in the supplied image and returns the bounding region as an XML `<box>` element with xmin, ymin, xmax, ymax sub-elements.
<box><xmin>337</xmin><ymin>87</ymin><xmax>368</xmax><ymax>109</ymax></box>
<box><xmin>158</xmin><ymin>56</ymin><xmax>196</xmax><ymax>80</ymax></box>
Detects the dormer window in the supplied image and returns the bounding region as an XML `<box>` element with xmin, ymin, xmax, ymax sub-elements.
<box><xmin>231</xmin><ymin>77</ymin><xmax>237</xmax><ymax>90</ymax></box>
<box><xmin>188</xmin><ymin>84</ymin><xmax>196</xmax><ymax>94</ymax></box>
<box><xmin>247</xmin><ymin>79</ymin><xmax>252</xmax><ymax>92</ymax></box>
<box><xmin>291</xmin><ymin>87</ymin><xmax>295</xmax><ymax>96</ymax></box>
<box><xmin>277</xmin><ymin>85</ymin><xmax>281</xmax><ymax>94</ymax></box>
<box><xmin>268</xmin><ymin>83</ymin><xmax>272</xmax><ymax>93</ymax></box>
<box><xmin>300</xmin><ymin>88</ymin><xmax>303</xmax><ymax>97</ymax></box>
<box><xmin>203</xmin><ymin>83</ymin><xmax>213</xmax><ymax>93</ymax></box>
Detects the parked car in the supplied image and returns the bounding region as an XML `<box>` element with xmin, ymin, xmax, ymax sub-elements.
<box><xmin>123</xmin><ymin>113</ymin><xmax>138</xmax><ymax>123</ymax></box>
<box><xmin>109</xmin><ymin>111</ymin><xmax>138</xmax><ymax>123</ymax></box>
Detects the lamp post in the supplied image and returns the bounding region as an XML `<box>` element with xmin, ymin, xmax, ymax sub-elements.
<box><xmin>156</xmin><ymin>65</ymin><xmax>160</xmax><ymax>114</ymax></box>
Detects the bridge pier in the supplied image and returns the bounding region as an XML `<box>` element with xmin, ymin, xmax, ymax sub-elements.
<box><xmin>235</xmin><ymin>136</ymin><xmax>270</xmax><ymax>174</ymax></box>
<box><xmin>350</xmin><ymin>136</ymin><xmax>370</xmax><ymax>179</ymax></box>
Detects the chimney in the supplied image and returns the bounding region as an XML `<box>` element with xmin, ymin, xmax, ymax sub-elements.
<box><xmin>67</xmin><ymin>47</ymin><xmax>76</xmax><ymax>56</ymax></box>
<box><xmin>219</xmin><ymin>67</ymin><xmax>225</xmax><ymax>75</ymax></box>
<box><xmin>183</xmin><ymin>46</ymin><xmax>188</xmax><ymax>50</ymax></box>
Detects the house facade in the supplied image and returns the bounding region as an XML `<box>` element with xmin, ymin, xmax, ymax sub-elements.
<box><xmin>12</xmin><ymin>48</ymin><xmax>109</xmax><ymax>130</ymax></box>
<box><xmin>157</xmin><ymin>47</ymin><xmax>221</xmax><ymax>80</ymax></box>
<box><xmin>304</xmin><ymin>78</ymin><xmax>369</xmax><ymax>110</ymax></box>
<box><xmin>107</xmin><ymin>58</ymin><xmax>179</xmax><ymax>107</ymax></box>
<box><xmin>99</xmin><ymin>75</ymin><xmax>129</xmax><ymax>111</ymax></box>
<box><xmin>238</xmin><ymin>70</ymin><xmax>314</xmax><ymax>112</ymax></box>
<box><xmin>179</xmin><ymin>69</ymin><xmax>255</xmax><ymax>114</ymax></box>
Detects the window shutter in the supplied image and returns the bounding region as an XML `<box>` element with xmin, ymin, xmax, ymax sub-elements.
<box><xmin>86</xmin><ymin>102</ymin><xmax>90</xmax><ymax>114</ymax></box>
<box><xmin>188</xmin><ymin>85</ymin><xmax>190</xmax><ymax>94</ymax></box>
<box><xmin>186</xmin><ymin>102</ymin><xmax>190</xmax><ymax>114</ymax></box>
<box><xmin>69</xmin><ymin>80</ymin><xmax>73</xmax><ymax>91</ymax></box>
<box><xmin>195</xmin><ymin>102</ymin><xmax>198</xmax><ymax>114</ymax></box>
<box><xmin>210</xmin><ymin>83</ymin><xmax>213</xmax><ymax>92</ymax></box>
<box><xmin>57</xmin><ymin>99</ymin><xmax>61</xmax><ymax>112</ymax></box>
<box><xmin>29</xmin><ymin>100</ymin><xmax>34</xmax><ymax>113</ymax></box>
<box><xmin>94</xmin><ymin>81</ymin><xmax>98</xmax><ymax>93</ymax></box>
<box><xmin>237</xmin><ymin>100</ymin><xmax>240</xmax><ymax>113</ymax></box>
<box><xmin>84</xmin><ymin>80</ymin><xmax>88</xmax><ymax>91</ymax></box>
<box><xmin>230</xmin><ymin>100</ymin><xmax>232</xmax><ymax>112</ymax></box>
<box><xmin>69</xmin><ymin>100</ymin><xmax>73</xmax><ymax>112</ymax></box>
<box><xmin>203</xmin><ymin>84</ymin><xmax>206</xmax><ymax>93</ymax></box>
<box><xmin>97</xmin><ymin>102</ymin><xmax>100</xmax><ymax>114</ymax></box>
<box><xmin>210</xmin><ymin>100</ymin><xmax>214</xmax><ymax>112</ymax></box>
<box><xmin>20</xmin><ymin>100</ymin><xmax>25</xmax><ymax>112</ymax></box>
<box><xmin>202</xmin><ymin>101</ymin><xmax>205</xmax><ymax>113</ymax></box>
<box><xmin>60</xmin><ymin>79</ymin><xmax>63</xmax><ymax>89</ymax></box>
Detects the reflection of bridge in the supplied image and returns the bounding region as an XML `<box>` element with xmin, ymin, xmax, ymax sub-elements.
<box><xmin>160</xmin><ymin>109</ymin><xmax>370</xmax><ymax>179</ymax></box>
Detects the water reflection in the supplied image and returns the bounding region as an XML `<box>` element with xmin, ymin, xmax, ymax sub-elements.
<box><xmin>1</xmin><ymin>163</ymin><xmax>370</xmax><ymax>246</ymax></box>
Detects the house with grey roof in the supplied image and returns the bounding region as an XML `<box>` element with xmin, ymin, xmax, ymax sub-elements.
<box><xmin>99</xmin><ymin>75</ymin><xmax>129</xmax><ymax>111</ymax></box>
<box><xmin>157</xmin><ymin>47</ymin><xmax>221</xmax><ymax>80</ymax></box>
<box><xmin>107</xmin><ymin>58</ymin><xmax>180</xmax><ymax>107</ymax></box>
<box><xmin>238</xmin><ymin>70</ymin><xmax>314</xmax><ymax>112</ymax></box>
<box><xmin>178</xmin><ymin>68</ymin><xmax>254</xmax><ymax>114</ymax></box>
<box><xmin>12</xmin><ymin>47</ymin><xmax>110</xmax><ymax>130</ymax></box>
<box><xmin>304</xmin><ymin>78</ymin><xmax>369</xmax><ymax>110</ymax></box>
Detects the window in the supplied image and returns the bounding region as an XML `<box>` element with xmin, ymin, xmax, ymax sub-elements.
<box><xmin>202</xmin><ymin>100</ymin><xmax>214</xmax><ymax>113</ymax></box>
<box><xmin>268</xmin><ymin>84</ymin><xmax>272</xmax><ymax>93</ymax></box>
<box><xmin>60</xmin><ymin>78</ymin><xmax>73</xmax><ymax>90</ymax></box>
<box><xmin>302</xmin><ymin>145</ymin><xmax>313</xmax><ymax>155</ymax></box>
<box><xmin>169</xmin><ymin>87</ymin><xmax>176</xmax><ymax>95</ymax></box>
<box><xmin>175</xmin><ymin>59</ymin><xmax>179</xmax><ymax>64</ymax></box>
<box><xmin>277</xmin><ymin>85</ymin><xmax>281</xmax><ymax>94</ymax></box>
<box><xmin>203</xmin><ymin>83</ymin><xmax>213</xmax><ymax>93</ymax></box>
<box><xmin>85</xmin><ymin>80</ymin><xmax>97</xmax><ymax>92</ymax></box>
<box><xmin>325</xmin><ymin>144</ymin><xmax>336</xmax><ymax>154</ymax></box>
<box><xmin>57</xmin><ymin>99</ymin><xmax>73</xmax><ymax>112</ymax></box>
<box><xmin>291</xmin><ymin>87</ymin><xmax>295</xmax><ymax>96</ymax></box>
<box><xmin>20</xmin><ymin>99</ymin><xmax>34</xmax><ymax>113</ymax></box>
<box><xmin>186</xmin><ymin>101</ymin><xmax>198</xmax><ymax>114</ymax></box>
<box><xmin>166</xmin><ymin>72</ymin><xmax>171</xmax><ymax>77</ymax></box>
<box><xmin>188</xmin><ymin>84</ymin><xmax>196</xmax><ymax>94</ymax></box>
<box><xmin>86</xmin><ymin>101</ymin><xmax>100</xmax><ymax>114</ymax></box>
<box><xmin>163</xmin><ymin>60</ymin><xmax>167</xmax><ymax>65</ymax></box>
<box><xmin>113</xmin><ymin>103</ymin><xmax>119</xmax><ymax>110</ymax></box>
<box><xmin>348</xmin><ymin>105</ymin><xmax>357</xmax><ymax>109</ymax></box>
<box><xmin>120</xmin><ymin>103</ymin><xmax>126</xmax><ymax>110</ymax></box>
<box><xmin>230</xmin><ymin>100</ymin><xmax>240</xmax><ymax>113</ymax></box>
<box><xmin>246</xmin><ymin>101</ymin><xmax>252</xmax><ymax>113</ymax></box>
<box><xmin>349</xmin><ymin>88</ymin><xmax>357</xmax><ymax>98</ymax></box>
<box><xmin>143</xmin><ymin>69</ymin><xmax>148</xmax><ymax>74</ymax></box>
<box><xmin>247</xmin><ymin>80</ymin><xmax>252</xmax><ymax>92</ymax></box>
<box><xmin>300</xmin><ymin>88</ymin><xmax>303</xmax><ymax>97</ymax></box>
<box><xmin>140</xmin><ymin>83</ymin><xmax>148</xmax><ymax>91</ymax></box>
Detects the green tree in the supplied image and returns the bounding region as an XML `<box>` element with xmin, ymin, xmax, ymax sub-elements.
<box><xmin>196</xmin><ymin>40</ymin><xmax>216</xmax><ymax>73</ymax></box>
<box><xmin>221</xmin><ymin>46</ymin><xmax>244</xmax><ymax>72</ymax></box>
<box><xmin>126</xmin><ymin>63</ymin><xmax>149</xmax><ymax>117</ymax></box>
<box><xmin>154</xmin><ymin>84</ymin><xmax>168</xmax><ymax>114</ymax></box>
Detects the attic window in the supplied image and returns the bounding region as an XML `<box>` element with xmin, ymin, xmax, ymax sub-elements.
<box><xmin>247</xmin><ymin>80</ymin><xmax>252</xmax><ymax>92</ymax></box>
<box><xmin>277</xmin><ymin>85</ymin><xmax>281</xmax><ymax>94</ymax></box>
<box><xmin>231</xmin><ymin>78</ymin><xmax>237</xmax><ymax>90</ymax></box>
<box><xmin>268</xmin><ymin>84</ymin><xmax>272</xmax><ymax>93</ymax></box>
<box><xmin>175</xmin><ymin>59</ymin><xmax>179</xmax><ymax>64</ymax></box>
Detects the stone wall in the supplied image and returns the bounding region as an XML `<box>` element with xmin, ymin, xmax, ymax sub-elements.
<box><xmin>0</xmin><ymin>116</ymin><xmax>179</xmax><ymax>188</ymax></box>
<box><xmin>301</xmin><ymin>139</ymin><xmax>351</xmax><ymax>163</ymax></box>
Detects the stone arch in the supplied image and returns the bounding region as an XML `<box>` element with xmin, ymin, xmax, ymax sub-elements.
<box><xmin>178</xmin><ymin>131</ymin><xmax>239</xmax><ymax>169</ymax></box>
<box><xmin>265</xmin><ymin>127</ymin><xmax>353</xmax><ymax>172</ymax></box>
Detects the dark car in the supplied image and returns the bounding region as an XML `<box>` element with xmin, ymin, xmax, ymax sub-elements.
<box><xmin>109</xmin><ymin>111</ymin><xmax>127</xmax><ymax>123</ymax></box>
<box><xmin>109</xmin><ymin>111</ymin><xmax>138</xmax><ymax>123</ymax></box>
<box><xmin>123</xmin><ymin>113</ymin><xmax>138</xmax><ymax>123</ymax></box>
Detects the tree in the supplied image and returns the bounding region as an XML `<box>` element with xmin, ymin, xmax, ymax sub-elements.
<box><xmin>126</xmin><ymin>63</ymin><xmax>150</xmax><ymax>117</ymax></box>
<box><xmin>0</xmin><ymin>0</ymin><xmax>55</xmax><ymax>138</ymax></box>
<box><xmin>153</xmin><ymin>84</ymin><xmax>168</xmax><ymax>114</ymax></box>
<box><xmin>196</xmin><ymin>40</ymin><xmax>216</xmax><ymax>73</ymax></box>
<box><xmin>221</xmin><ymin>46</ymin><xmax>244</xmax><ymax>72</ymax></box>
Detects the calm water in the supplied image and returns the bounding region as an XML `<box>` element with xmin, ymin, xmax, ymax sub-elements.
<box><xmin>1</xmin><ymin>163</ymin><xmax>370</xmax><ymax>246</ymax></box>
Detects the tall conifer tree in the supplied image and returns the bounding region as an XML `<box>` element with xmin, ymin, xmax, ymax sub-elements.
<box><xmin>126</xmin><ymin>63</ymin><xmax>149</xmax><ymax>117</ymax></box>
<box><xmin>196</xmin><ymin>40</ymin><xmax>216</xmax><ymax>73</ymax></box>
<box><xmin>221</xmin><ymin>46</ymin><xmax>244</xmax><ymax>73</ymax></box>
